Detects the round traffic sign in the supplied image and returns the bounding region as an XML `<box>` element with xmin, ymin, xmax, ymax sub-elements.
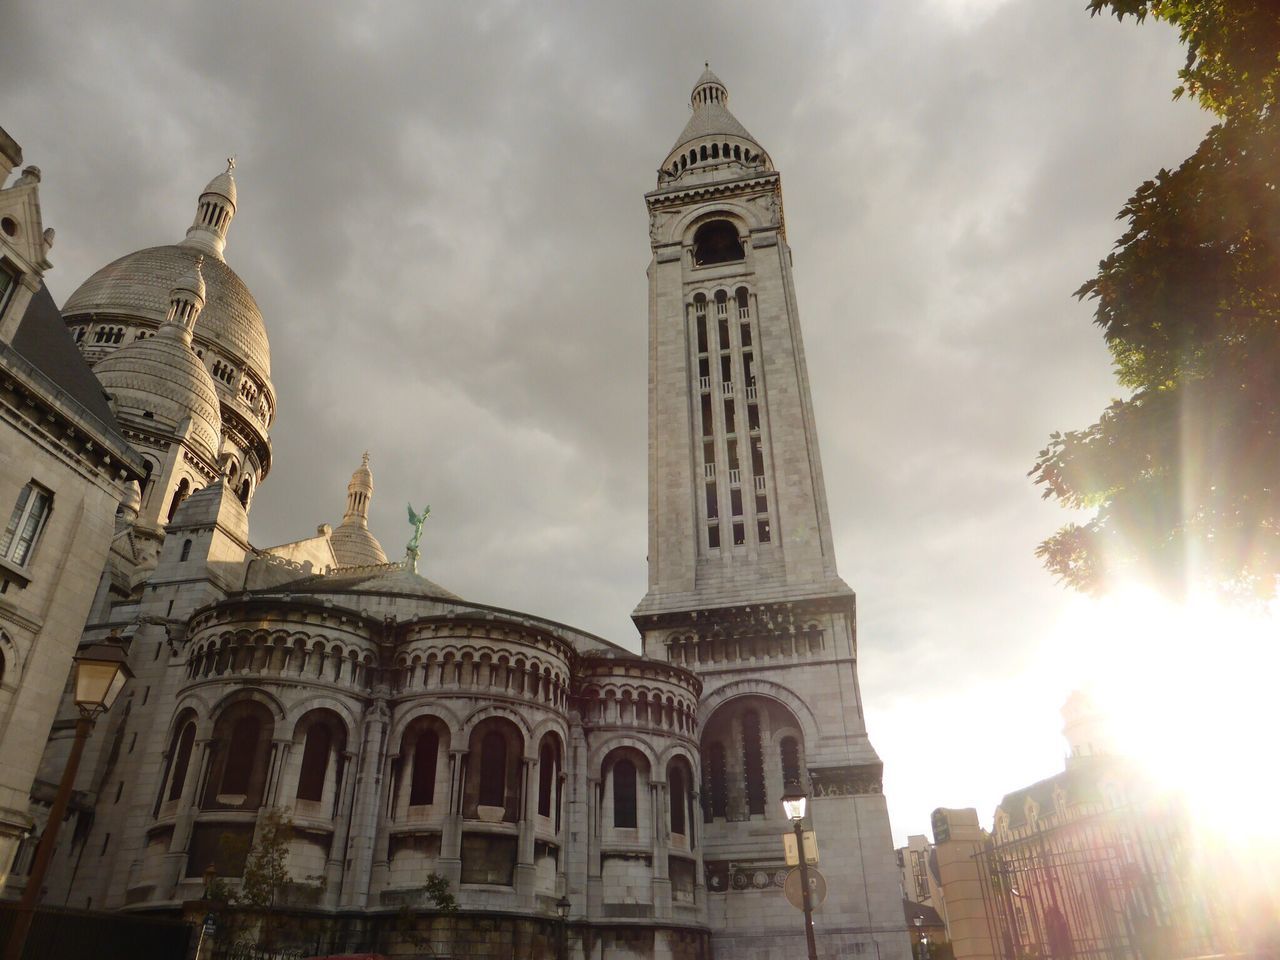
<box><xmin>784</xmin><ymin>866</ymin><xmax>828</xmax><ymax>910</ymax></box>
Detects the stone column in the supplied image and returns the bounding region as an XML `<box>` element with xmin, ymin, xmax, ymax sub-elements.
<box><xmin>325</xmin><ymin>750</ymin><xmax>359</xmax><ymax>902</ymax></box>
<box><xmin>652</xmin><ymin>781</ymin><xmax>672</xmax><ymax>918</ymax></box>
<box><xmin>339</xmin><ymin>706</ymin><xmax>388</xmax><ymax>908</ymax></box>
<box><xmin>436</xmin><ymin>749</ymin><xmax>465</xmax><ymax>888</ymax></box>
<box><xmin>514</xmin><ymin>757</ymin><xmax>538</xmax><ymax>905</ymax></box>
<box><xmin>160</xmin><ymin>737</ymin><xmax>212</xmax><ymax>895</ymax></box>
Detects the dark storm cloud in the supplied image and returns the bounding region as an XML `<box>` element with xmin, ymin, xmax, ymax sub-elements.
<box><xmin>0</xmin><ymin>0</ymin><xmax>1208</xmax><ymax>842</ymax></box>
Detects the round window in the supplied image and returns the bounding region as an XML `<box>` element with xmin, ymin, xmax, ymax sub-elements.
<box><xmin>0</xmin><ymin>217</ymin><xmax>16</xmax><ymax>237</ymax></box>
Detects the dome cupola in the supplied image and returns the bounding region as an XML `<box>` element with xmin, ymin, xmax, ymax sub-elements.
<box><xmin>94</xmin><ymin>256</ymin><xmax>223</xmax><ymax>464</ymax></box>
<box><xmin>182</xmin><ymin>158</ymin><xmax>237</xmax><ymax>260</ymax></box>
<box><xmin>330</xmin><ymin>452</ymin><xmax>389</xmax><ymax>567</ymax></box>
<box><xmin>660</xmin><ymin>66</ymin><xmax>772</xmax><ymax>184</ymax></box>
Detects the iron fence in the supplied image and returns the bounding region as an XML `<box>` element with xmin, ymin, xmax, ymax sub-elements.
<box><xmin>0</xmin><ymin>901</ymin><xmax>193</xmax><ymax>960</ymax></box>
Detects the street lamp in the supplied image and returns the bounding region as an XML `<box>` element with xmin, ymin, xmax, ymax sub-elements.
<box><xmin>555</xmin><ymin>894</ymin><xmax>571</xmax><ymax>960</ymax></box>
<box><xmin>3</xmin><ymin>643</ymin><xmax>132</xmax><ymax>960</ymax></box>
<box><xmin>781</xmin><ymin>785</ymin><xmax>819</xmax><ymax>960</ymax></box>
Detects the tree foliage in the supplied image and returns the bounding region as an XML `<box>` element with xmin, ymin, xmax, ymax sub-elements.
<box><xmin>1031</xmin><ymin>1</ymin><xmax>1280</xmax><ymax>597</ymax></box>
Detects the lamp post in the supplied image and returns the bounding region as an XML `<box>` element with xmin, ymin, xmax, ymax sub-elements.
<box><xmin>3</xmin><ymin>643</ymin><xmax>132</xmax><ymax>960</ymax></box>
<box><xmin>781</xmin><ymin>786</ymin><xmax>819</xmax><ymax>960</ymax></box>
<box><xmin>555</xmin><ymin>894</ymin><xmax>571</xmax><ymax>960</ymax></box>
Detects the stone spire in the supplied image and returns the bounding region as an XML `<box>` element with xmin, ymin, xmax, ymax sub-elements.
<box><xmin>330</xmin><ymin>452</ymin><xmax>388</xmax><ymax>567</ymax></box>
<box><xmin>691</xmin><ymin>62</ymin><xmax>728</xmax><ymax>110</ymax></box>
<box><xmin>161</xmin><ymin>255</ymin><xmax>206</xmax><ymax>341</ymax></box>
<box><xmin>181</xmin><ymin>159</ymin><xmax>237</xmax><ymax>260</ymax></box>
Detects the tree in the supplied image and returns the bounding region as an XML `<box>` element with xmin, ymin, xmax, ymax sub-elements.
<box><xmin>1031</xmin><ymin>1</ymin><xmax>1280</xmax><ymax>598</ymax></box>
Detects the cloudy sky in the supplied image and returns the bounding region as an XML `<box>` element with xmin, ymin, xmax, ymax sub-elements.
<box><xmin>1</xmin><ymin>1</ymin><xmax>1210</xmax><ymax>845</ymax></box>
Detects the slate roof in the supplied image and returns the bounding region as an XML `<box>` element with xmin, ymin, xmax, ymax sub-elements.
<box><xmin>670</xmin><ymin>101</ymin><xmax>759</xmax><ymax>154</ymax></box>
<box><xmin>7</xmin><ymin>282</ymin><xmax>138</xmax><ymax>462</ymax></box>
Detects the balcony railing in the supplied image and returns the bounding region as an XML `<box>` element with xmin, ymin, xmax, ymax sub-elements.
<box><xmin>704</xmin><ymin>463</ymin><xmax>716</xmax><ymax>481</ymax></box>
<box><xmin>738</xmin><ymin>306</ymin><xmax>750</xmax><ymax>320</ymax></box>
<box><xmin>728</xmin><ymin>469</ymin><xmax>742</xmax><ymax>486</ymax></box>
<box><xmin>699</xmin><ymin>376</ymin><xmax>711</xmax><ymax>391</ymax></box>
<box><xmin>754</xmin><ymin>476</ymin><xmax>766</xmax><ymax>493</ymax></box>
<box><xmin>721</xmin><ymin>381</ymin><xmax>734</xmax><ymax>396</ymax></box>
<box><xmin>746</xmin><ymin>384</ymin><xmax>758</xmax><ymax>401</ymax></box>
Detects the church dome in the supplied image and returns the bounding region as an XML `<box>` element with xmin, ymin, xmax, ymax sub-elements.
<box><xmin>95</xmin><ymin>317</ymin><xmax>223</xmax><ymax>463</ymax></box>
<box><xmin>331</xmin><ymin>524</ymin><xmax>388</xmax><ymax>567</ymax></box>
<box><xmin>63</xmin><ymin>244</ymin><xmax>270</xmax><ymax>383</ymax></box>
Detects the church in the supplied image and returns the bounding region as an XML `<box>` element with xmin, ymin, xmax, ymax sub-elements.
<box><xmin>4</xmin><ymin>70</ymin><xmax>909</xmax><ymax>959</ymax></box>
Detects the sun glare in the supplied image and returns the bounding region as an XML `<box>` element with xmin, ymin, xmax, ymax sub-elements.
<box><xmin>1047</xmin><ymin>586</ymin><xmax>1280</xmax><ymax>853</ymax></box>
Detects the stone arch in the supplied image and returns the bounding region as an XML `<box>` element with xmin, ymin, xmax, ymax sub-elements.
<box><xmin>699</xmin><ymin>678</ymin><xmax>821</xmax><ymax>749</ymax></box>
<box><xmin>389</xmin><ymin>702</ymin><xmax>464</xmax><ymax>744</ymax></box>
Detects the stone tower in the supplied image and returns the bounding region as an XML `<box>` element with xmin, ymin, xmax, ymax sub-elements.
<box><xmin>634</xmin><ymin>67</ymin><xmax>911</xmax><ymax>960</ymax></box>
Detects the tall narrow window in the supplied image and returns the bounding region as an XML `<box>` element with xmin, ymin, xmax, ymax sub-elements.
<box><xmin>296</xmin><ymin>724</ymin><xmax>332</xmax><ymax>802</ymax></box>
<box><xmin>670</xmin><ymin>765</ymin><xmax>686</xmax><ymax>835</ymax></box>
<box><xmin>706</xmin><ymin>484</ymin><xmax>718</xmax><ymax>520</ymax></box>
<box><xmin>478</xmin><ymin>731</ymin><xmax>507</xmax><ymax>808</ymax></box>
<box><xmin>0</xmin><ymin>483</ymin><xmax>52</xmax><ymax>566</ymax></box>
<box><xmin>706</xmin><ymin>742</ymin><xmax>728</xmax><ymax>820</ymax></box>
<box><xmin>696</xmin><ymin>312</ymin><xmax>708</xmax><ymax>354</ymax></box>
<box><xmin>167</xmin><ymin>723</ymin><xmax>197</xmax><ymax>802</ymax></box>
<box><xmin>731</xmin><ymin>489</ymin><xmax>743</xmax><ymax>517</ymax></box>
<box><xmin>538</xmin><ymin>741</ymin><xmax>556</xmax><ymax>817</ymax></box>
<box><xmin>221</xmin><ymin>716</ymin><xmax>261</xmax><ymax>797</ymax></box>
<box><xmin>701</xmin><ymin>395</ymin><xmax>714</xmax><ymax>438</ymax></box>
<box><xmin>613</xmin><ymin>759</ymin><xmax>637</xmax><ymax>828</ymax></box>
<box><xmin>724</xmin><ymin>399</ymin><xmax>736</xmax><ymax>434</ymax></box>
<box><xmin>780</xmin><ymin>736</ymin><xmax>802</xmax><ymax>788</ymax></box>
<box><xmin>742</xmin><ymin>711</ymin><xmax>766</xmax><ymax>815</ymax></box>
<box><xmin>409</xmin><ymin>729</ymin><xmax>439</xmax><ymax>806</ymax></box>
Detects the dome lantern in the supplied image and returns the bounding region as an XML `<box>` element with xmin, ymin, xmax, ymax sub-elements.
<box><xmin>330</xmin><ymin>452</ymin><xmax>388</xmax><ymax>567</ymax></box>
<box><xmin>691</xmin><ymin>63</ymin><xmax>728</xmax><ymax>110</ymax></box>
<box><xmin>182</xmin><ymin>158</ymin><xmax>237</xmax><ymax>260</ymax></box>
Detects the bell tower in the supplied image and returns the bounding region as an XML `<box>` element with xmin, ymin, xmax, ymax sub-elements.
<box><xmin>634</xmin><ymin>68</ymin><xmax>910</xmax><ymax>960</ymax></box>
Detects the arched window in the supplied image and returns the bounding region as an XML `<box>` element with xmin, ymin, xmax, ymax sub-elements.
<box><xmin>700</xmin><ymin>145</ymin><xmax>708</xmax><ymax>161</ymax></box>
<box><xmin>180</xmin><ymin>539</ymin><xmax>192</xmax><ymax>562</ymax></box>
<box><xmin>238</xmin><ymin>477</ymin><xmax>251</xmax><ymax>506</ymax></box>
<box><xmin>711</xmin><ymin>143</ymin><xmax>719</xmax><ymax>159</ymax></box>
<box><xmin>780</xmin><ymin>736</ymin><xmax>802</xmax><ymax>789</ymax></box>
<box><xmin>734</xmin><ymin>145</ymin><xmax>741</xmax><ymax>160</ymax></box>
<box><xmin>692</xmin><ymin>220</ymin><xmax>744</xmax><ymax>266</ymax></box>
<box><xmin>166</xmin><ymin>721</ymin><xmax>197</xmax><ymax>802</ymax></box>
<box><xmin>296</xmin><ymin>723</ymin><xmax>332</xmax><ymax>802</ymax></box>
<box><xmin>222</xmin><ymin>715</ymin><xmax>261</xmax><ymax>797</ymax></box>
<box><xmin>689</xmin><ymin>149</ymin><xmax>696</xmax><ymax>166</ymax></box>
<box><xmin>670</xmin><ymin>764</ymin><xmax>687</xmax><ymax>835</ymax></box>
<box><xmin>202</xmin><ymin>701</ymin><xmax>273</xmax><ymax>810</ymax></box>
<box><xmin>410</xmin><ymin>728</ymin><xmax>439</xmax><ymax>806</ymax></box>
<box><xmin>478</xmin><ymin>730</ymin><xmax>507</xmax><ymax>808</ymax></box>
<box><xmin>167</xmin><ymin>478</ymin><xmax>190</xmax><ymax>522</ymax></box>
<box><xmin>613</xmin><ymin>759</ymin><xmax>637</xmax><ymax>828</ymax></box>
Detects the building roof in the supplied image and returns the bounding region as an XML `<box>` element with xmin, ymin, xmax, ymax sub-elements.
<box><xmin>903</xmin><ymin>898</ymin><xmax>945</xmax><ymax>928</ymax></box>
<box><xmin>669</xmin><ymin>100</ymin><xmax>758</xmax><ymax>154</ymax></box>
<box><xmin>11</xmin><ymin>283</ymin><xmax>119</xmax><ymax>429</ymax></box>
<box><xmin>273</xmin><ymin>561</ymin><xmax>461</xmax><ymax>602</ymax></box>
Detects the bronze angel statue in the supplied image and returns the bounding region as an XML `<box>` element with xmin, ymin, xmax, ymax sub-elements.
<box><xmin>406</xmin><ymin>502</ymin><xmax>430</xmax><ymax>571</ymax></box>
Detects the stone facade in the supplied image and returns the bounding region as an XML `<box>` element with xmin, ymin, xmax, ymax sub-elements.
<box><xmin>0</xmin><ymin>128</ymin><xmax>145</xmax><ymax>887</ymax></box>
<box><xmin>636</xmin><ymin>68</ymin><xmax>911</xmax><ymax>959</ymax></box>
<box><xmin>7</xmin><ymin>68</ymin><xmax>909</xmax><ymax>960</ymax></box>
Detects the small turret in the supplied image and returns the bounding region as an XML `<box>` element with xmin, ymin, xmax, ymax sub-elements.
<box><xmin>330</xmin><ymin>453</ymin><xmax>388</xmax><ymax>567</ymax></box>
<box><xmin>181</xmin><ymin>159</ymin><xmax>237</xmax><ymax>260</ymax></box>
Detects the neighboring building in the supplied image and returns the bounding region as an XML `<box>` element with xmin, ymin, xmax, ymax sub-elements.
<box><xmin>927</xmin><ymin>696</ymin><xmax>1244</xmax><ymax>960</ymax></box>
<box><xmin>13</xmin><ymin>68</ymin><xmax>909</xmax><ymax>960</ymax></box>
<box><xmin>634</xmin><ymin>66</ymin><xmax>909</xmax><ymax>958</ymax></box>
<box><xmin>0</xmin><ymin>127</ymin><xmax>145</xmax><ymax>886</ymax></box>
<box><xmin>898</xmin><ymin>833</ymin><xmax>944</xmax><ymax>915</ymax></box>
